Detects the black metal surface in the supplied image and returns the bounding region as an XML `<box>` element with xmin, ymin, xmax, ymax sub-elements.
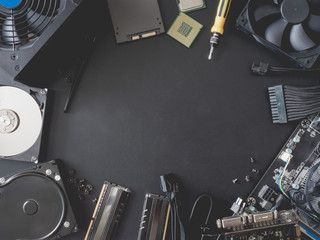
<box><xmin>0</xmin><ymin>0</ymin><xmax>320</xmax><ymax>239</ymax></box>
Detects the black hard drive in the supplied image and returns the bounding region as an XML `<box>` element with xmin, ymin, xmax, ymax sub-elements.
<box><xmin>0</xmin><ymin>160</ymin><xmax>78</xmax><ymax>239</ymax></box>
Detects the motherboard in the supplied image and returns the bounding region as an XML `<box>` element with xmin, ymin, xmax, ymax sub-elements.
<box><xmin>247</xmin><ymin>113</ymin><xmax>320</xmax><ymax>239</ymax></box>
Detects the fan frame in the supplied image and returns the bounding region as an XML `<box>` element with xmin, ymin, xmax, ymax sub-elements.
<box><xmin>0</xmin><ymin>0</ymin><xmax>83</xmax><ymax>86</ymax></box>
<box><xmin>236</xmin><ymin>0</ymin><xmax>320</xmax><ymax>69</ymax></box>
<box><xmin>0</xmin><ymin>0</ymin><xmax>66</xmax><ymax>49</ymax></box>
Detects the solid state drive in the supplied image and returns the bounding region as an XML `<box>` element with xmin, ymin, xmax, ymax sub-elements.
<box><xmin>107</xmin><ymin>0</ymin><xmax>165</xmax><ymax>43</ymax></box>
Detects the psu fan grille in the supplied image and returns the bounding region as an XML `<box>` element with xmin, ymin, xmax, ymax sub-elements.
<box><xmin>0</xmin><ymin>0</ymin><xmax>61</xmax><ymax>50</ymax></box>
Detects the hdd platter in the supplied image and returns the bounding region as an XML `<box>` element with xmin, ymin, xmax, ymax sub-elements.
<box><xmin>0</xmin><ymin>84</ymin><xmax>47</xmax><ymax>162</ymax></box>
<box><xmin>0</xmin><ymin>160</ymin><xmax>78</xmax><ymax>239</ymax></box>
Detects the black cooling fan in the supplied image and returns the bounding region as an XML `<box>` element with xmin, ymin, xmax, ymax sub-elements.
<box><xmin>0</xmin><ymin>0</ymin><xmax>83</xmax><ymax>85</ymax></box>
<box><xmin>236</xmin><ymin>0</ymin><xmax>320</xmax><ymax>68</ymax></box>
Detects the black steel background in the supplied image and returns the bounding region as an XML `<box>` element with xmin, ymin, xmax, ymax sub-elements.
<box><xmin>0</xmin><ymin>0</ymin><xmax>319</xmax><ymax>239</ymax></box>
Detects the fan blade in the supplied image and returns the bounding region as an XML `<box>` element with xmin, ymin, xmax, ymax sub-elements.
<box><xmin>30</xmin><ymin>0</ymin><xmax>57</xmax><ymax>16</ymax></box>
<box><xmin>2</xmin><ymin>15</ymin><xmax>27</xmax><ymax>44</ymax></box>
<box><xmin>308</xmin><ymin>14</ymin><xmax>320</xmax><ymax>33</ymax></box>
<box><xmin>26</xmin><ymin>9</ymin><xmax>48</xmax><ymax>35</ymax></box>
<box><xmin>310</xmin><ymin>185</ymin><xmax>320</xmax><ymax>196</ymax></box>
<box><xmin>254</xmin><ymin>4</ymin><xmax>281</xmax><ymax>22</ymax></box>
<box><xmin>290</xmin><ymin>24</ymin><xmax>316</xmax><ymax>51</ymax></box>
<box><xmin>2</xmin><ymin>16</ymin><xmax>18</xmax><ymax>44</ymax></box>
<box><xmin>265</xmin><ymin>19</ymin><xmax>288</xmax><ymax>47</ymax></box>
<box><xmin>312</xmin><ymin>191</ymin><xmax>320</xmax><ymax>197</ymax></box>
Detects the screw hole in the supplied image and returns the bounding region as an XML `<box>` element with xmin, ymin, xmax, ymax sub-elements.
<box><xmin>11</xmin><ymin>54</ymin><xmax>17</xmax><ymax>60</ymax></box>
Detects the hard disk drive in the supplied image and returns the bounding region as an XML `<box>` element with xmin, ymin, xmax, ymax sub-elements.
<box><xmin>0</xmin><ymin>160</ymin><xmax>78</xmax><ymax>239</ymax></box>
<box><xmin>0</xmin><ymin>80</ymin><xmax>47</xmax><ymax>162</ymax></box>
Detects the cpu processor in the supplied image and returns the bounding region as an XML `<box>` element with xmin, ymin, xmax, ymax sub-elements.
<box><xmin>167</xmin><ymin>12</ymin><xmax>203</xmax><ymax>48</ymax></box>
<box><xmin>177</xmin><ymin>0</ymin><xmax>206</xmax><ymax>13</ymax></box>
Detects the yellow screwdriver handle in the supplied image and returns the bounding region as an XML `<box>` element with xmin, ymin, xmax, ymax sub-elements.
<box><xmin>211</xmin><ymin>0</ymin><xmax>232</xmax><ymax>35</ymax></box>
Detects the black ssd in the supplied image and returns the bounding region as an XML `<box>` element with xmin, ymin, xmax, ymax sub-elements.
<box><xmin>107</xmin><ymin>0</ymin><xmax>165</xmax><ymax>43</ymax></box>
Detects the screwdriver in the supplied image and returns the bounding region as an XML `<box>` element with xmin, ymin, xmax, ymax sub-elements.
<box><xmin>208</xmin><ymin>0</ymin><xmax>232</xmax><ymax>60</ymax></box>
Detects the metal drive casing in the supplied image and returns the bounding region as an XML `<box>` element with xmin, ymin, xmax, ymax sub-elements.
<box><xmin>0</xmin><ymin>160</ymin><xmax>78</xmax><ymax>239</ymax></box>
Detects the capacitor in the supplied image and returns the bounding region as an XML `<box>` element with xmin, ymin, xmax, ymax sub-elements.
<box><xmin>293</xmin><ymin>136</ymin><xmax>300</xmax><ymax>143</ymax></box>
<box><xmin>292</xmin><ymin>184</ymin><xmax>300</xmax><ymax>190</ymax></box>
<box><xmin>285</xmin><ymin>148</ymin><xmax>293</xmax><ymax>154</ymax></box>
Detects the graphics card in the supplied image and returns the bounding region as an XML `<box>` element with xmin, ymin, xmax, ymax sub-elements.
<box><xmin>236</xmin><ymin>0</ymin><xmax>320</xmax><ymax>68</ymax></box>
